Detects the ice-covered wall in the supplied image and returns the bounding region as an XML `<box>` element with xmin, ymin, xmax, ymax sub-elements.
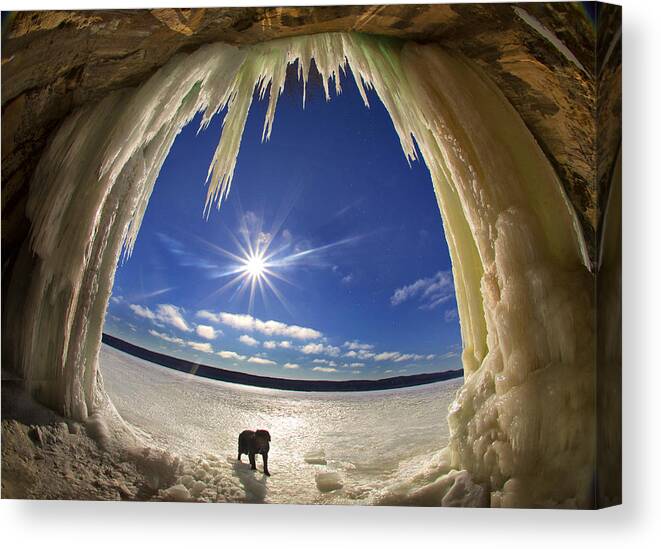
<box><xmin>5</xmin><ymin>32</ymin><xmax>594</xmax><ymax>507</ymax></box>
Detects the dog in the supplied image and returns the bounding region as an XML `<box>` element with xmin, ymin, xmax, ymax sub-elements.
<box><xmin>237</xmin><ymin>429</ymin><xmax>271</xmax><ymax>476</ymax></box>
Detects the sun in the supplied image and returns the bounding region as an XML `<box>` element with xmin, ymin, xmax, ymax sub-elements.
<box><xmin>201</xmin><ymin>228</ymin><xmax>287</xmax><ymax>312</ymax></box>
<box><xmin>197</xmin><ymin>210</ymin><xmax>365</xmax><ymax>312</ymax></box>
<box><xmin>244</xmin><ymin>252</ymin><xmax>266</xmax><ymax>279</ymax></box>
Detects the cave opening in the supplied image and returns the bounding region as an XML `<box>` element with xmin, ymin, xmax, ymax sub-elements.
<box><xmin>97</xmin><ymin>58</ymin><xmax>465</xmax><ymax>504</ymax></box>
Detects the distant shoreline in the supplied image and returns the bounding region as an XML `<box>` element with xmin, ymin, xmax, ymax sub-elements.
<box><xmin>102</xmin><ymin>334</ymin><xmax>463</xmax><ymax>392</ymax></box>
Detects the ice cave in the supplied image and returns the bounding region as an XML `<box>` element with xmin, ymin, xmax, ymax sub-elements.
<box><xmin>1</xmin><ymin>4</ymin><xmax>621</xmax><ymax>508</ymax></box>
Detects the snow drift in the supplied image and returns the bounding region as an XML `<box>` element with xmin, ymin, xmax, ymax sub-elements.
<box><xmin>4</xmin><ymin>32</ymin><xmax>594</xmax><ymax>507</ymax></box>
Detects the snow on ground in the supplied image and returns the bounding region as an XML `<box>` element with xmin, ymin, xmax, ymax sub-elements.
<box><xmin>1</xmin><ymin>347</ymin><xmax>461</xmax><ymax>503</ymax></box>
<box><xmin>1</xmin><ymin>376</ymin><xmax>180</xmax><ymax>501</ymax></box>
<box><xmin>101</xmin><ymin>344</ymin><xmax>461</xmax><ymax>504</ymax></box>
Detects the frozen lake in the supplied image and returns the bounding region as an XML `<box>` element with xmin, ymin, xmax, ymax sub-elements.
<box><xmin>101</xmin><ymin>344</ymin><xmax>462</xmax><ymax>504</ymax></box>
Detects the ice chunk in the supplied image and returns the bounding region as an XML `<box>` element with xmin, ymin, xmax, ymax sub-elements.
<box><xmin>189</xmin><ymin>480</ymin><xmax>208</xmax><ymax>498</ymax></box>
<box><xmin>304</xmin><ymin>450</ymin><xmax>327</xmax><ymax>465</ymax></box>
<box><xmin>315</xmin><ymin>472</ymin><xmax>343</xmax><ymax>493</ymax></box>
<box><xmin>160</xmin><ymin>484</ymin><xmax>191</xmax><ymax>502</ymax></box>
<box><xmin>440</xmin><ymin>470</ymin><xmax>487</xmax><ymax>507</ymax></box>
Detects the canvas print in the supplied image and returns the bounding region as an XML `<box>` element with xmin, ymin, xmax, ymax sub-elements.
<box><xmin>1</xmin><ymin>2</ymin><xmax>621</xmax><ymax>508</ymax></box>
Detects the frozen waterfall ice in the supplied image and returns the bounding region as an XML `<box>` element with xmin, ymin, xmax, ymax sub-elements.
<box><xmin>4</xmin><ymin>32</ymin><xmax>594</xmax><ymax>507</ymax></box>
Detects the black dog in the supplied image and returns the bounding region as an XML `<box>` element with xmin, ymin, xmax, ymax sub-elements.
<box><xmin>237</xmin><ymin>429</ymin><xmax>271</xmax><ymax>476</ymax></box>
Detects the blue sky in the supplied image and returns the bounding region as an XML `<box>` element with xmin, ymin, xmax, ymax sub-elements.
<box><xmin>104</xmin><ymin>66</ymin><xmax>462</xmax><ymax>380</ymax></box>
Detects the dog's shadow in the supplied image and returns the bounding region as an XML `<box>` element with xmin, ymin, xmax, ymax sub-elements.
<box><xmin>229</xmin><ymin>458</ymin><xmax>269</xmax><ymax>503</ymax></box>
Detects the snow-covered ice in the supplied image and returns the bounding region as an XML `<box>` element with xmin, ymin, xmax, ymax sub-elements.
<box><xmin>100</xmin><ymin>344</ymin><xmax>461</xmax><ymax>504</ymax></box>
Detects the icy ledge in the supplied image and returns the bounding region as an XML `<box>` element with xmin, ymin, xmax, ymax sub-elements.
<box><xmin>5</xmin><ymin>32</ymin><xmax>594</xmax><ymax>507</ymax></box>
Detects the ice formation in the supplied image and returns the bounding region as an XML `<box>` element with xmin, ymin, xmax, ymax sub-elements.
<box><xmin>304</xmin><ymin>450</ymin><xmax>328</xmax><ymax>465</ymax></box>
<box><xmin>5</xmin><ymin>32</ymin><xmax>594</xmax><ymax>507</ymax></box>
<box><xmin>315</xmin><ymin>472</ymin><xmax>344</xmax><ymax>493</ymax></box>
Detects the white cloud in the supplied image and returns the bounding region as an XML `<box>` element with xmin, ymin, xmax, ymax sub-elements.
<box><xmin>196</xmin><ymin>325</ymin><xmax>218</xmax><ymax>340</ymax></box>
<box><xmin>149</xmin><ymin>329</ymin><xmax>184</xmax><ymax>345</ymax></box>
<box><xmin>257</xmin><ymin>319</ymin><xmax>321</xmax><ymax>340</ymax></box>
<box><xmin>248</xmin><ymin>356</ymin><xmax>276</xmax><ymax>365</ymax></box>
<box><xmin>238</xmin><ymin>211</ymin><xmax>266</xmax><ymax>242</ymax></box>
<box><xmin>311</xmin><ymin>358</ymin><xmax>337</xmax><ymax>367</ymax></box>
<box><xmin>156</xmin><ymin>304</ymin><xmax>191</xmax><ymax>331</ymax></box>
<box><xmin>301</xmin><ymin>343</ymin><xmax>324</xmax><ymax>355</ymax></box>
<box><xmin>374</xmin><ymin>351</ymin><xmax>401</xmax><ymax>362</ymax></box>
<box><xmin>394</xmin><ymin>353</ymin><xmax>425</xmax><ymax>363</ymax></box>
<box><xmin>197</xmin><ymin>311</ymin><xmax>322</xmax><ymax>340</ymax></box>
<box><xmin>325</xmin><ymin>346</ymin><xmax>341</xmax><ymax>357</ymax></box>
<box><xmin>341</xmin><ymin>274</ymin><xmax>354</xmax><ymax>284</ymax></box>
<box><xmin>187</xmin><ymin>341</ymin><xmax>213</xmax><ymax>353</ymax></box>
<box><xmin>239</xmin><ymin>334</ymin><xmax>259</xmax><ymax>347</ymax></box>
<box><xmin>300</xmin><ymin>343</ymin><xmax>340</xmax><ymax>356</ymax></box>
<box><xmin>196</xmin><ymin>310</ymin><xmax>218</xmax><ymax>323</ymax></box>
<box><xmin>217</xmin><ymin>350</ymin><xmax>246</xmax><ymax>361</ymax></box>
<box><xmin>373</xmin><ymin>351</ymin><xmax>425</xmax><ymax>363</ymax></box>
<box><xmin>444</xmin><ymin>308</ymin><xmax>458</xmax><ymax>322</ymax></box>
<box><xmin>349</xmin><ymin>362</ymin><xmax>364</xmax><ymax>368</ymax></box>
<box><xmin>343</xmin><ymin>340</ymin><xmax>374</xmax><ymax>351</ymax></box>
<box><xmin>426</xmin><ymin>354</ymin><xmax>436</xmax><ymax>360</ymax></box>
<box><xmin>343</xmin><ymin>349</ymin><xmax>375</xmax><ymax>360</ymax></box>
<box><xmin>131</xmin><ymin>303</ymin><xmax>191</xmax><ymax>331</ymax></box>
<box><xmin>149</xmin><ymin>329</ymin><xmax>212</xmax><ymax>354</ymax></box>
<box><xmin>131</xmin><ymin>304</ymin><xmax>156</xmax><ymax>320</ymax></box>
<box><xmin>440</xmin><ymin>351</ymin><xmax>460</xmax><ymax>360</ymax></box>
<box><xmin>263</xmin><ymin>340</ymin><xmax>293</xmax><ymax>350</ymax></box>
<box><xmin>218</xmin><ymin>312</ymin><xmax>254</xmax><ymax>330</ymax></box>
<box><xmin>283</xmin><ymin>363</ymin><xmax>300</xmax><ymax>370</ymax></box>
<box><xmin>312</xmin><ymin>366</ymin><xmax>337</xmax><ymax>373</ymax></box>
<box><xmin>390</xmin><ymin>270</ymin><xmax>454</xmax><ymax>310</ymax></box>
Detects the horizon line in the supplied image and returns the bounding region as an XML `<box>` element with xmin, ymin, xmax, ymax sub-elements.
<box><xmin>101</xmin><ymin>333</ymin><xmax>463</xmax><ymax>392</ymax></box>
